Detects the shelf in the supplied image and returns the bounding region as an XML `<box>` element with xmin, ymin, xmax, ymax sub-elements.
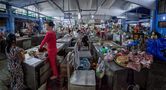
<box><xmin>14</xmin><ymin>14</ymin><xmax>38</xmax><ymax>21</ymax></box>
<box><xmin>0</xmin><ymin>13</ymin><xmax>8</xmax><ymax>17</ymax></box>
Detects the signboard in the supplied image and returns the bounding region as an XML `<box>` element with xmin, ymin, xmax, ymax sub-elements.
<box><xmin>94</xmin><ymin>19</ymin><xmax>101</xmax><ymax>25</ymax></box>
<box><xmin>158</xmin><ymin>21</ymin><xmax>166</xmax><ymax>28</ymax></box>
<box><xmin>0</xmin><ymin>3</ymin><xmax>6</xmax><ymax>11</ymax></box>
<box><xmin>95</xmin><ymin>19</ymin><xmax>101</xmax><ymax>23</ymax></box>
<box><xmin>158</xmin><ymin>0</ymin><xmax>166</xmax><ymax>14</ymax></box>
<box><xmin>64</xmin><ymin>13</ymin><xmax>72</xmax><ymax>19</ymax></box>
<box><xmin>0</xmin><ymin>3</ymin><xmax>6</xmax><ymax>12</ymax></box>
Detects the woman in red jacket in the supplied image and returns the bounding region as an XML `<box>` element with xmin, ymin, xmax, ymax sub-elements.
<box><xmin>39</xmin><ymin>21</ymin><xmax>58</xmax><ymax>80</ymax></box>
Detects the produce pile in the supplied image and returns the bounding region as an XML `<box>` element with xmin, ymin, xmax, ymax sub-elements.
<box><xmin>102</xmin><ymin>47</ymin><xmax>153</xmax><ymax>71</ymax></box>
<box><xmin>27</xmin><ymin>47</ymin><xmax>47</xmax><ymax>59</ymax></box>
<box><xmin>114</xmin><ymin>51</ymin><xmax>153</xmax><ymax>71</ymax></box>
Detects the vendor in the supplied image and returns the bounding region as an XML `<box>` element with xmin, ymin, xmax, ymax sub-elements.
<box><xmin>64</xmin><ymin>28</ymin><xmax>73</xmax><ymax>37</ymax></box>
<box><xmin>151</xmin><ymin>31</ymin><xmax>161</xmax><ymax>39</ymax></box>
<box><xmin>39</xmin><ymin>21</ymin><xmax>58</xmax><ymax>80</ymax></box>
<box><xmin>5</xmin><ymin>33</ymin><xmax>25</xmax><ymax>89</ymax></box>
<box><xmin>95</xmin><ymin>27</ymin><xmax>100</xmax><ymax>36</ymax></box>
<box><xmin>77</xmin><ymin>30</ymin><xmax>83</xmax><ymax>50</ymax></box>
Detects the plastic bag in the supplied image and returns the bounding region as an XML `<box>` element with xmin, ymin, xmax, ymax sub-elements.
<box><xmin>96</xmin><ymin>58</ymin><xmax>105</xmax><ymax>78</ymax></box>
<box><xmin>78</xmin><ymin>58</ymin><xmax>90</xmax><ymax>70</ymax></box>
<box><xmin>104</xmin><ymin>53</ymin><xmax>114</xmax><ymax>62</ymax></box>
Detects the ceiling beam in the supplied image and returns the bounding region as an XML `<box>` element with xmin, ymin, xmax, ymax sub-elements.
<box><xmin>64</xmin><ymin>9</ymin><xmax>97</xmax><ymax>12</ymax></box>
<box><xmin>109</xmin><ymin>0</ymin><xmax>116</xmax><ymax>9</ymax></box>
<box><xmin>0</xmin><ymin>1</ymin><xmax>51</xmax><ymax>17</ymax></box>
<box><xmin>75</xmin><ymin>0</ymin><xmax>81</xmax><ymax>12</ymax></box>
<box><xmin>100</xmin><ymin>0</ymin><xmax>106</xmax><ymax>7</ymax></box>
<box><xmin>94</xmin><ymin>0</ymin><xmax>98</xmax><ymax>14</ymax></box>
<box><xmin>123</xmin><ymin>0</ymin><xmax>142</xmax><ymax>6</ymax></box>
<box><xmin>63</xmin><ymin>0</ymin><xmax>64</xmax><ymax>10</ymax></box>
<box><xmin>122</xmin><ymin>0</ymin><xmax>152</xmax><ymax>9</ymax></box>
<box><xmin>34</xmin><ymin>4</ymin><xmax>42</xmax><ymax>11</ymax></box>
<box><xmin>48</xmin><ymin>0</ymin><xmax>64</xmax><ymax>13</ymax></box>
<box><xmin>89</xmin><ymin>0</ymin><xmax>92</xmax><ymax>9</ymax></box>
<box><xmin>20</xmin><ymin>0</ymin><xmax>47</xmax><ymax>8</ymax></box>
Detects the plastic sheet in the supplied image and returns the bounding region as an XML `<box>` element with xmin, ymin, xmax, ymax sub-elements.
<box><xmin>146</xmin><ymin>38</ymin><xmax>166</xmax><ymax>61</ymax></box>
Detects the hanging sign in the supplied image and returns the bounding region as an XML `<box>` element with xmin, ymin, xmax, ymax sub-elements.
<box><xmin>64</xmin><ymin>13</ymin><xmax>72</xmax><ymax>19</ymax></box>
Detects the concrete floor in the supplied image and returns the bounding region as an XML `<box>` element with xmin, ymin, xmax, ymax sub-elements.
<box><xmin>0</xmin><ymin>60</ymin><xmax>10</xmax><ymax>90</ymax></box>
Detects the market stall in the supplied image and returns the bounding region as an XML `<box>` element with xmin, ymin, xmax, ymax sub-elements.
<box><xmin>0</xmin><ymin>0</ymin><xmax>162</xmax><ymax>90</ymax></box>
<box><xmin>67</xmin><ymin>42</ymin><xmax>96</xmax><ymax>90</ymax></box>
<box><xmin>16</xmin><ymin>36</ymin><xmax>31</xmax><ymax>49</ymax></box>
<box><xmin>31</xmin><ymin>34</ymin><xmax>45</xmax><ymax>46</ymax></box>
<box><xmin>92</xmin><ymin>41</ymin><xmax>153</xmax><ymax>90</ymax></box>
<box><xmin>23</xmin><ymin>42</ymin><xmax>65</xmax><ymax>90</ymax></box>
<box><xmin>57</xmin><ymin>37</ymin><xmax>73</xmax><ymax>46</ymax></box>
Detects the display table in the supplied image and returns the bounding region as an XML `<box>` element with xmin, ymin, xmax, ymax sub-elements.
<box><xmin>16</xmin><ymin>37</ymin><xmax>31</xmax><ymax>49</ymax></box>
<box><xmin>87</xmin><ymin>36</ymin><xmax>98</xmax><ymax>52</ymax></box>
<box><xmin>56</xmin><ymin>43</ymin><xmax>65</xmax><ymax>52</ymax></box>
<box><xmin>147</xmin><ymin>60</ymin><xmax>166</xmax><ymax>90</ymax></box>
<box><xmin>57</xmin><ymin>37</ymin><xmax>73</xmax><ymax>46</ymax></box>
<box><xmin>92</xmin><ymin>42</ymin><xmax>149</xmax><ymax>90</ymax></box>
<box><xmin>31</xmin><ymin>35</ymin><xmax>45</xmax><ymax>46</ymax></box>
<box><xmin>23</xmin><ymin>43</ymin><xmax>65</xmax><ymax>90</ymax></box>
<box><xmin>79</xmin><ymin>51</ymin><xmax>92</xmax><ymax>58</ymax></box>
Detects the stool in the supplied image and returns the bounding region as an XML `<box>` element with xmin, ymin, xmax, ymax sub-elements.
<box><xmin>69</xmin><ymin>70</ymin><xmax>96</xmax><ymax>90</ymax></box>
<box><xmin>79</xmin><ymin>51</ymin><xmax>92</xmax><ymax>59</ymax></box>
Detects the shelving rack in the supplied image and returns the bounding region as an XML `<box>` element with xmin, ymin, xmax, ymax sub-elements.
<box><xmin>0</xmin><ymin>1</ymin><xmax>53</xmax><ymax>33</ymax></box>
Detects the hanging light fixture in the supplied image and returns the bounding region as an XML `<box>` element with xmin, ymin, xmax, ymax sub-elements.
<box><xmin>91</xmin><ymin>14</ymin><xmax>94</xmax><ymax>19</ymax></box>
<box><xmin>78</xmin><ymin>13</ymin><xmax>81</xmax><ymax>19</ymax></box>
<box><xmin>163</xmin><ymin>16</ymin><xmax>166</xmax><ymax>20</ymax></box>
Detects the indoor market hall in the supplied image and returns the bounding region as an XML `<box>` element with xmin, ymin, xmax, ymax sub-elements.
<box><xmin>0</xmin><ymin>0</ymin><xmax>165</xmax><ymax>90</ymax></box>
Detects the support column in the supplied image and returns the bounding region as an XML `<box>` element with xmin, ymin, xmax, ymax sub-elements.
<box><xmin>121</xmin><ymin>19</ymin><xmax>127</xmax><ymax>32</ymax></box>
<box><xmin>6</xmin><ymin>5</ymin><xmax>15</xmax><ymax>33</ymax></box>
<box><xmin>150</xmin><ymin>10</ymin><xmax>156</xmax><ymax>33</ymax></box>
<box><xmin>39</xmin><ymin>17</ymin><xmax>43</xmax><ymax>32</ymax></box>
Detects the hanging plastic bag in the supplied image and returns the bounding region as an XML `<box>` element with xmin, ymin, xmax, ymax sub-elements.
<box><xmin>96</xmin><ymin>60</ymin><xmax>105</xmax><ymax>79</ymax></box>
<box><xmin>104</xmin><ymin>52</ymin><xmax>114</xmax><ymax>62</ymax></box>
